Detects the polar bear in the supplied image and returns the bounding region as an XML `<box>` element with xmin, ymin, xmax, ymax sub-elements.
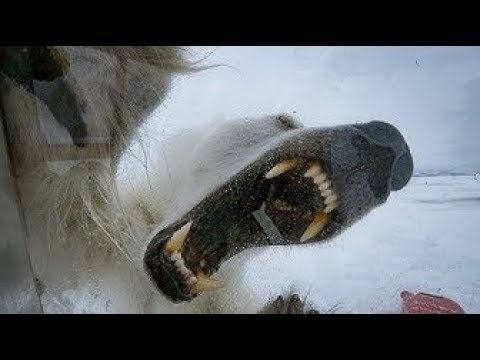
<box><xmin>0</xmin><ymin>46</ymin><xmax>413</xmax><ymax>313</ymax></box>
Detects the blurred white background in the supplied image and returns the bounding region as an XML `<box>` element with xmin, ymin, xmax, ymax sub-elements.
<box><xmin>144</xmin><ymin>46</ymin><xmax>480</xmax><ymax>175</ymax></box>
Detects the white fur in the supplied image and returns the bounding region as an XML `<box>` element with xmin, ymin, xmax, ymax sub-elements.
<box><xmin>1</xmin><ymin>47</ymin><xmax>303</xmax><ymax>313</ymax></box>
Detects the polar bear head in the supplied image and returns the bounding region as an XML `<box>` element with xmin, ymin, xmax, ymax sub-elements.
<box><xmin>144</xmin><ymin>116</ymin><xmax>414</xmax><ymax>303</ymax></box>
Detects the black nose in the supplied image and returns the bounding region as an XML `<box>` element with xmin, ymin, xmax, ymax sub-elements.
<box><xmin>353</xmin><ymin>121</ymin><xmax>414</xmax><ymax>191</ymax></box>
<box><xmin>390</xmin><ymin>151</ymin><xmax>414</xmax><ymax>190</ymax></box>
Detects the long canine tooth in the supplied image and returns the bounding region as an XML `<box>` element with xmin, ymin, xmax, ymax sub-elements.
<box><xmin>313</xmin><ymin>173</ymin><xmax>328</xmax><ymax>184</ymax></box>
<box><xmin>300</xmin><ymin>212</ymin><xmax>329</xmax><ymax>242</ymax></box>
<box><xmin>265</xmin><ymin>159</ymin><xmax>299</xmax><ymax>179</ymax></box>
<box><xmin>191</xmin><ymin>271</ymin><xmax>221</xmax><ymax>293</ymax></box>
<box><xmin>324</xmin><ymin>202</ymin><xmax>338</xmax><ymax>213</ymax></box>
<box><xmin>318</xmin><ymin>180</ymin><xmax>331</xmax><ymax>191</ymax></box>
<box><xmin>304</xmin><ymin>163</ymin><xmax>321</xmax><ymax>178</ymax></box>
<box><xmin>164</xmin><ymin>222</ymin><xmax>192</xmax><ymax>254</ymax></box>
<box><xmin>324</xmin><ymin>194</ymin><xmax>338</xmax><ymax>205</ymax></box>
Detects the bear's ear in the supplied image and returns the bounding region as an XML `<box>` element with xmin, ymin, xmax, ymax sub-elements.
<box><xmin>274</xmin><ymin>114</ymin><xmax>304</xmax><ymax>130</ymax></box>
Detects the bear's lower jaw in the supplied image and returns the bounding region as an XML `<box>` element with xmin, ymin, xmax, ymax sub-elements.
<box><xmin>144</xmin><ymin>154</ymin><xmax>343</xmax><ymax>303</ymax></box>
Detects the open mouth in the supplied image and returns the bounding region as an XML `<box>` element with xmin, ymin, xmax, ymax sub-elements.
<box><xmin>144</xmin><ymin>155</ymin><xmax>344</xmax><ymax>303</ymax></box>
<box><xmin>144</xmin><ymin>120</ymin><xmax>413</xmax><ymax>303</ymax></box>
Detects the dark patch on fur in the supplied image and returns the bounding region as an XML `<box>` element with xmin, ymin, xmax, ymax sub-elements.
<box><xmin>259</xmin><ymin>294</ymin><xmax>319</xmax><ymax>314</ymax></box>
<box><xmin>0</xmin><ymin>47</ymin><xmax>87</xmax><ymax>147</ymax></box>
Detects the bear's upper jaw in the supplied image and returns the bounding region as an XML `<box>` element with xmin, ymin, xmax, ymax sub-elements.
<box><xmin>143</xmin><ymin>121</ymin><xmax>413</xmax><ymax>303</ymax></box>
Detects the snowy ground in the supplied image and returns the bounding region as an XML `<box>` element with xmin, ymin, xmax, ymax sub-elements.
<box><xmin>219</xmin><ymin>175</ymin><xmax>480</xmax><ymax>313</ymax></box>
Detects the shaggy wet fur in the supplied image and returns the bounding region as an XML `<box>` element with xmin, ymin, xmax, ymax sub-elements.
<box><xmin>1</xmin><ymin>47</ymin><xmax>209</xmax><ymax>313</ymax></box>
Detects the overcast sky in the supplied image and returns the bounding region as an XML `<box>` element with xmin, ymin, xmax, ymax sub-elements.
<box><xmin>144</xmin><ymin>46</ymin><xmax>480</xmax><ymax>174</ymax></box>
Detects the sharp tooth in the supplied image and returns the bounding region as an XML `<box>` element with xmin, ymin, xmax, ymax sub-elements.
<box><xmin>320</xmin><ymin>189</ymin><xmax>333</xmax><ymax>198</ymax></box>
<box><xmin>313</xmin><ymin>173</ymin><xmax>328</xmax><ymax>184</ymax></box>
<box><xmin>300</xmin><ymin>212</ymin><xmax>329</xmax><ymax>242</ymax></box>
<box><xmin>324</xmin><ymin>194</ymin><xmax>338</xmax><ymax>205</ymax></box>
<box><xmin>324</xmin><ymin>202</ymin><xmax>338</xmax><ymax>213</ymax></box>
<box><xmin>265</xmin><ymin>160</ymin><xmax>299</xmax><ymax>179</ymax></box>
<box><xmin>318</xmin><ymin>180</ymin><xmax>331</xmax><ymax>191</ymax></box>
<box><xmin>304</xmin><ymin>163</ymin><xmax>321</xmax><ymax>178</ymax></box>
<box><xmin>191</xmin><ymin>271</ymin><xmax>221</xmax><ymax>293</ymax></box>
<box><xmin>174</xmin><ymin>257</ymin><xmax>185</xmax><ymax>269</ymax></box>
<box><xmin>164</xmin><ymin>222</ymin><xmax>192</xmax><ymax>254</ymax></box>
<box><xmin>170</xmin><ymin>251</ymin><xmax>182</xmax><ymax>262</ymax></box>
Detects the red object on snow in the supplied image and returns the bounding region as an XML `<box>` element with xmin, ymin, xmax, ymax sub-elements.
<box><xmin>401</xmin><ymin>291</ymin><xmax>465</xmax><ymax>314</ymax></box>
